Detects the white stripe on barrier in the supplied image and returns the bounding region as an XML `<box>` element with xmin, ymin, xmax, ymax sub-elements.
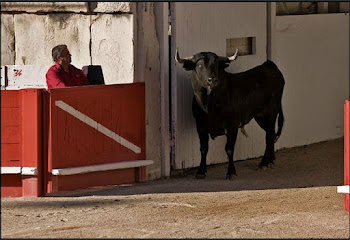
<box><xmin>21</xmin><ymin>167</ymin><xmax>38</xmax><ymax>175</ymax></box>
<box><xmin>337</xmin><ymin>185</ymin><xmax>350</xmax><ymax>194</ymax></box>
<box><xmin>51</xmin><ymin>160</ymin><xmax>153</xmax><ymax>176</ymax></box>
<box><xmin>55</xmin><ymin>100</ymin><xmax>141</xmax><ymax>154</ymax></box>
<box><xmin>1</xmin><ymin>167</ymin><xmax>38</xmax><ymax>175</ymax></box>
<box><xmin>1</xmin><ymin>167</ymin><xmax>21</xmax><ymax>174</ymax></box>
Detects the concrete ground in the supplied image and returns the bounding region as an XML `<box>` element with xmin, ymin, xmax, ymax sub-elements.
<box><xmin>1</xmin><ymin>138</ymin><xmax>349</xmax><ymax>238</ymax></box>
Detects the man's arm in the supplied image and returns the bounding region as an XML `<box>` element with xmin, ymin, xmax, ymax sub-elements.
<box><xmin>46</xmin><ymin>69</ymin><xmax>66</xmax><ymax>89</ymax></box>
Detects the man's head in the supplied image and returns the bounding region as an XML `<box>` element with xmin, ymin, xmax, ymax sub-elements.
<box><xmin>52</xmin><ymin>44</ymin><xmax>71</xmax><ymax>66</ymax></box>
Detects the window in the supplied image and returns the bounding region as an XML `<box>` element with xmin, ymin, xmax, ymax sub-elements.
<box><xmin>226</xmin><ymin>37</ymin><xmax>255</xmax><ymax>57</ymax></box>
<box><xmin>276</xmin><ymin>2</ymin><xmax>349</xmax><ymax>16</ymax></box>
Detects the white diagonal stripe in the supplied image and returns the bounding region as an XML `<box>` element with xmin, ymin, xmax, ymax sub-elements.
<box><xmin>55</xmin><ymin>100</ymin><xmax>141</xmax><ymax>154</ymax></box>
<box><xmin>51</xmin><ymin>160</ymin><xmax>153</xmax><ymax>176</ymax></box>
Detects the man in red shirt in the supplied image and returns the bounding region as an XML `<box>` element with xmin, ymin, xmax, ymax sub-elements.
<box><xmin>46</xmin><ymin>44</ymin><xmax>90</xmax><ymax>89</ymax></box>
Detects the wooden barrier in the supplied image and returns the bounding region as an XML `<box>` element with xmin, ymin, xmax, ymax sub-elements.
<box><xmin>46</xmin><ymin>83</ymin><xmax>148</xmax><ymax>193</ymax></box>
<box><xmin>1</xmin><ymin>83</ymin><xmax>152</xmax><ymax>197</ymax></box>
<box><xmin>1</xmin><ymin>89</ymin><xmax>43</xmax><ymax>197</ymax></box>
<box><xmin>338</xmin><ymin>100</ymin><xmax>350</xmax><ymax>213</ymax></box>
<box><xmin>344</xmin><ymin>101</ymin><xmax>349</xmax><ymax>213</ymax></box>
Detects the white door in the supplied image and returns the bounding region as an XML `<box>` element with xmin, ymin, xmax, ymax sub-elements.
<box><xmin>170</xmin><ymin>3</ymin><xmax>268</xmax><ymax>170</ymax></box>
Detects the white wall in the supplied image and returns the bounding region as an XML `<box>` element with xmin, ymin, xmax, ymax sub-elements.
<box><xmin>173</xmin><ymin>3</ymin><xmax>268</xmax><ymax>170</ymax></box>
<box><xmin>272</xmin><ymin>13</ymin><xmax>349</xmax><ymax>149</ymax></box>
<box><xmin>172</xmin><ymin>4</ymin><xmax>349</xmax><ymax>172</ymax></box>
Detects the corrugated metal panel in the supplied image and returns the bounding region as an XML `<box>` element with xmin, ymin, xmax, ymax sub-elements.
<box><xmin>172</xmin><ymin>3</ymin><xmax>267</xmax><ymax>170</ymax></box>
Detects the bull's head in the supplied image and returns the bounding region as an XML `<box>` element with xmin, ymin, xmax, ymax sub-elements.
<box><xmin>175</xmin><ymin>49</ymin><xmax>238</xmax><ymax>95</ymax></box>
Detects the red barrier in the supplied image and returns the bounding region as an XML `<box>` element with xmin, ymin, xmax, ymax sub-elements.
<box><xmin>47</xmin><ymin>83</ymin><xmax>146</xmax><ymax>193</ymax></box>
<box><xmin>1</xmin><ymin>89</ymin><xmax>43</xmax><ymax>197</ymax></box>
<box><xmin>344</xmin><ymin>101</ymin><xmax>349</xmax><ymax>213</ymax></box>
<box><xmin>1</xmin><ymin>83</ymin><xmax>149</xmax><ymax>197</ymax></box>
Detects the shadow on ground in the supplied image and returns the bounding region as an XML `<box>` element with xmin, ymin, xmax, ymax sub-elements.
<box><xmin>48</xmin><ymin>138</ymin><xmax>344</xmax><ymax>197</ymax></box>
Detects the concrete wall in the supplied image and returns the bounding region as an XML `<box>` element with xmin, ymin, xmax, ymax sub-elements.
<box><xmin>1</xmin><ymin>2</ymin><xmax>134</xmax><ymax>85</ymax></box>
<box><xmin>272</xmin><ymin>13</ymin><xmax>349</xmax><ymax>150</ymax></box>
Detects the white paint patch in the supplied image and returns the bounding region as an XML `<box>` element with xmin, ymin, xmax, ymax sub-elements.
<box><xmin>55</xmin><ymin>100</ymin><xmax>141</xmax><ymax>154</ymax></box>
<box><xmin>21</xmin><ymin>167</ymin><xmax>38</xmax><ymax>175</ymax></box>
<box><xmin>1</xmin><ymin>167</ymin><xmax>21</xmax><ymax>174</ymax></box>
<box><xmin>337</xmin><ymin>185</ymin><xmax>349</xmax><ymax>194</ymax></box>
<box><xmin>0</xmin><ymin>167</ymin><xmax>37</xmax><ymax>175</ymax></box>
<box><xmin>51</xmin><ymin>160</ymin><xmax>153</xmax><ymax>176</ymax></box>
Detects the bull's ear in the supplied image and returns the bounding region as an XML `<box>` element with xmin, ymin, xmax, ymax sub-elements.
<box><xmin>218</xmin><ymin>57</ymin><xmax>230</xmax><ymax>69</ymax></box>
<box><xmin>183</xmin><ymin>60</ymin><xmax>196</xmax><ymax>71</ymax></box>
<box><xmin>219</xmin><ymin>62</ymin><xmax>230</xmax><ymax>69</ymax></box>
<box><xmin>175</xmin><ymin>48</ymin><xmax>196</xmax><ymax>70</ymax></box>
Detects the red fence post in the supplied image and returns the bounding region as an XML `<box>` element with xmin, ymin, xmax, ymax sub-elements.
<box><xmin>344</xmin><ymin>100</ymin><xmax>349</xmax><ymax>213</ymax></box>
<box><xmin>21</xmin><ymin>89</ymin><xmax>43</xmax><ymax>197</ymax></box>
<box><xmin>1</xmin><ymin>89</ymin><xmax>43</xmax><ymax>197</ymax></box>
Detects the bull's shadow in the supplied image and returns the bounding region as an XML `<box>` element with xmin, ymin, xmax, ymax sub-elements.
<box><xmin>49</xmin><ymin>138</ymin><xmax>343</xmax><ymax>197</ymax></box>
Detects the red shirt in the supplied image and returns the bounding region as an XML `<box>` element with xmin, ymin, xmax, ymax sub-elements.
<box><xmin>46</xmin><ymin>62</ymin><xmax>89</xmax><ymax>89</ymax></box>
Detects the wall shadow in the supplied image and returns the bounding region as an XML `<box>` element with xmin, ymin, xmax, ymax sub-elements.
<box><xmin>47</xmin><ymin>138</ymin><xmax>344</xmax><ymax>198</ymax></box>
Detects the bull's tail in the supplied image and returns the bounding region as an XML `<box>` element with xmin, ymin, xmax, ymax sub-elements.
<box><xmin>275</xmin><ymin>106</ymin><xmax>284</xmax><ymax>142</ymax></box>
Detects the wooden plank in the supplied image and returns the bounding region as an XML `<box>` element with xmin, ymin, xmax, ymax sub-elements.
<box><xmin>345</xmin><ymin>101</ymin><xmax>349</xmax><ymax>213</ymax></box>
<box><xmin>1</xmin><ymin>175</ymin><xmax>22</xmax><ymax>198</ymax></box>
<box><xmin>21</xmin><ymin>89</ymin><xmax>42</xmax><ymax>167</ymax></box>
<box><xmin>1</xmin><ymin>144</ymin><xmax>21</xmax><ymax>163</ymax></box>
<box><xmin>1</xmin><ymin>90</ymin><xmax>20</xmax><ymax>108</ymax></box>
<box><xmin>51</xmin><ymin>168</ymin><xmax>135</xmax><ymax>192</ymax></box>
<box><xmin>1</xmin><ymin>126</ymin><xmax>20</xmax><ymax>143</ymax></box>
<box><xmin>49</xmin><ymin>84</ymin><xmax>145</xmax><ymax>169</ymax></box>
<box><xmin>1</xmin><ymin>108</ymin><xmax>20</xmax><ymax>127</ymax></box>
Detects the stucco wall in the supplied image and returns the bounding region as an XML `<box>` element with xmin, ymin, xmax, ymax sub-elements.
<box><xmin>91</xmin><ymin>14</ymin><xmax>134</xmax><ymax>84</ymax></box>
<box><xmin>1</xmin><ymin>2</ymin><xmax>134</xmax><ymax>85</ymax></box>
<box><xmin>272</xmin><ymin>13</ymin><xmax>349</xmax><ymax>150</ymax></box>
<box><xmin>138</xmin><ymin>3</ymin><xmax>162</xmax><ymax>180</ymax></box>
<box><xmin>1</xmin><ymin>14</ymin><xmax>15</xmax><ymax>65</ymax></box>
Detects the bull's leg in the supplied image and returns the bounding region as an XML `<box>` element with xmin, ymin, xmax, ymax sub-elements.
<box><xmin>192</xmin><ymin>97</ymin><xmax>210</xmax><ymax>179</ymax></box>
<box><xmin>196</xmin><ymin>131</ymin><xmax>209</xmax><ymax>178</ymax></box>
<box><xmin>254</xmin><ymin>116</ymin><xmax>277</xmax><ymax>168</ymax></box>
<box><xmin>225</xmin><ymin>128</ymin><xmax>238</xmax><ymax>180</ymax></box>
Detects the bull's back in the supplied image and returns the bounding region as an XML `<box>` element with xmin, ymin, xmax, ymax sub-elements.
<box><xmin>212</xmin><ymin>60</ymin><xmax>284</xmax><ymax>125</ymax></box>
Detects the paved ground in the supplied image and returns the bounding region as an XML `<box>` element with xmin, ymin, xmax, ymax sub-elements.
<box><xmin>1</xmin><ymin>138</ymin><xmax>349</xmax><ymax>238</ymax></box>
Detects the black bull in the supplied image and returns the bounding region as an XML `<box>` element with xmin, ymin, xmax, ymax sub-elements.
<box><xmin>176</xmin><ymin>50</ymin><xmax>285</xmax><ymax>179</ymax></box>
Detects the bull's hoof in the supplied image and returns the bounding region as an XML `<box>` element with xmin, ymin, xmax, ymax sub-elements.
<box><xmin>195</xmin><ymin>173</ymin><xmax>206</xmax><ymax>179</ymax></box>
<box><xmin>196</xmin><ymin>167</ymin><xmax>207</xmax><ymax>179</ymax></box>
<box><xmin>226</xmin><ymin>173</ymin><xmax>237</xmax><ymax>180</ymax></box>
<box><xmin>257</xmin><ymin>163</ymin><xmax>269</xmax><ymax>170</ymax></box>
<box><xmin>226</xmin><ymin>165</ymin><xmax>237</xmax><ymax>179</ymax></box>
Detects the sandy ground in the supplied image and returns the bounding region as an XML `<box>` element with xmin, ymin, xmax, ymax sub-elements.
<box><xmin>1</xmin><ymin>138</ymin><xmax>349</xmax><ymax>238</ymax></box>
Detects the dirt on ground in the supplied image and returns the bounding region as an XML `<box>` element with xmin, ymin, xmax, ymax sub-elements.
<box><xmin>1</xmin><ymin>138</ymin><xmax>349</xmax><ymax>238</ymax></box>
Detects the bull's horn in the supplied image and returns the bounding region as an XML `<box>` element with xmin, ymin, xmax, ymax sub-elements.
<box><xmin>228</xmin><ymin>49</ymin><xmax>239</xmax><ymax>62</ymax></box>
<box><xmin>175</xmin><ymin>48</ymin><xmax>193</xmax><ymax>64</ymax></box>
